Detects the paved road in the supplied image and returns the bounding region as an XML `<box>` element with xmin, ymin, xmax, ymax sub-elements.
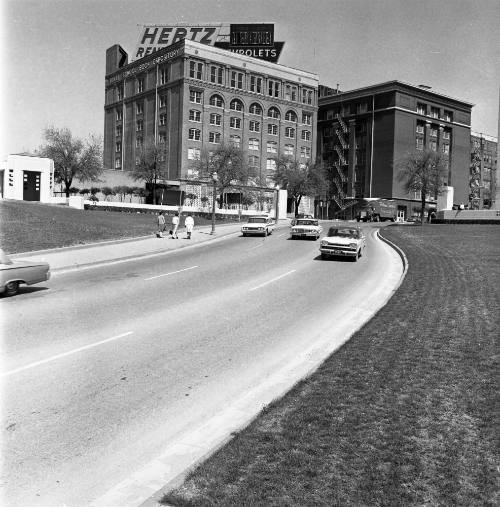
<box><xmin>1</xmin><ymin>223</ymin><xmax>402</xmax><ymax>506</ymax></box>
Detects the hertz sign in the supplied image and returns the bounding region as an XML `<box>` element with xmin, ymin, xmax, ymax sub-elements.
<box><xmin>134</xmin><ymin>23</ymin><xmax>284</xmax><ymax>63</ymax></box>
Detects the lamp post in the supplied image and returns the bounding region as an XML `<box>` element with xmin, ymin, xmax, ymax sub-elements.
<box><xmin>211</xmin><ymin>171</ymin><xmax>218</xmax><ymax>235</ymax></box>
<box><xmin>275</xmin><ymin>184</ymin><xmax>280</xmax><ymax>225</ymax></box>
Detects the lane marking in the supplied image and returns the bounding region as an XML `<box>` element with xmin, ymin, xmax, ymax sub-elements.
<box><xmin>249</xmin><ymin>243</ymin><xmax>264</xmax><ymax>250</ymax></box>
<box><xmin>144</xmin><ymin>265</ymin><xmax>198</xmax><ymax>280</ymax></box>
<box><xmin>249</xmin><ymin>270</ymin><xmax>296</xmax><ymax>292</ymax></box>
<box><xmin>2</xmin><ymin>332</ymin><xmax>133</xmax><ymax>377</ymax></box>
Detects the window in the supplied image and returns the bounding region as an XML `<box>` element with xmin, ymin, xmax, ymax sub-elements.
<box><xmin>159</xmin><ymin>67</ymin><xmax>168</xmax><ymax>85</ymax></box>
<box><xmin>268</xmin><ymin>107</ymin><xmax>280</xmax><ymax>119</ymax></box>
<box><xmin>115</xmin><ymin>141</ymin><xmax>121</xmax><ymax>152</ymax></box>
<box><xmin>430</xmin><ymin>127</ymin><xmax>438</xmax><ymax>137</ymax></box>
<box><xmin>137</xmin><ymin>77</ymin><xmax>144</xmax><ymax>93</ymax></box>
<box><xmin>266</xmin><ymin>158</ymin><xmax>276</xmax><ymax>171</ymax></box>
<box><xmin>116</xmin><ymin>109</ymin><xmax>122</xmax><ymax>121</ymax></box>
<box><xmin>230</xmin><ymin>117</ymin><xmax>241</xmax><ymax>129</ymax></box>
<box><xmin>115</xmin><ymin>157</ymin><xmax>121</xmax><ymax>169</ymax></box>
<box><xmin>250</xmin><ymin>75</ymin><xmax>263</xmax><ymax>93</ymax></box>
<box><xmin>230</xmin><ymin>99</ymin><xmax>243</xmax><ymax>111</ymax></box>
<box><xmin>429</xmin><ymin>140</ymin><xmax>437</xmax><ymax>151</ymax></box>
<box><xmin>209</xmin><ymin>132</ymin><xmax>221</xmax><ymax>144</ymax></box>
<box><xmin>249</xmin><ymin>120</ymin><xmax>260</xmax><ymax>132</ymax></box>
<box><xmin>416</xmin><ymin>123</ymin><xmax>425</xmax><ymax>134</ymax></box>
<box><xmin>210</xmin><ymin>65</ymin><xmax>223</xmax><ymax>84</ymax></box>
<box><xmin>159</xmin><ymin>114</ymin><xmax>166</xmax><ymax>126</ymax></box>
<box><xmin>268</xmin><ymin>79</ymin><xmax>280</xmax><ymax>98</ymax></box>
<box><xmin>285</xmin><ymin>84</ymin><xmax>297</xmax><ymax>101</ymax></box>
<box><xmin>284</xmin><ymin>144</ymin><xmax>294</xmax><ymax>156</ymax></box>
<box><xmin>443</xmin><ymin>130</ymin><xmax>450</xmax><ymax>140</ymax></box>
<box><xmin>285</xmin><ymin>127</ymin><xmax>295</xmax><ymax>138</ymax></box>
<box><xmin>230</xmin><ymin>71</ymin><xmax>244</xmax><ymax>89</ymax></box>
<box><xmin>248</xmin><ymin>155</ymin><xmax>260</xmax><ymax>167</ymax></box>
<box><xmin>188</xmin><ymin>128</ymin><xmax>201</xmax><ymax>141</ymax></box>
<box><xmin>189</xmin><ymin>110</ymin><xmax>201</xmax><ymax>122</ymax></box>
<box><xmin>285</xmin><ymin>110</ymin><xmax>297</xmax><ymax>122</ymax></box>
<box><xmin>210</xmin><ymin>113</ymin><xmax>222</xmax><ymax>126</ymax></box>
<box><xmin>136</xmin><ymin>102</ymin><xmax>143</xmax><ymax>115</ymax></box>
<box><xmin>430</xmin><ymin>107</ymin><xmax>439</xmax><ymax>119</ymax></box>
<box><xmin>301</xmin><ymin>130</ymin><xmax>311</xmax><ymax>141</ymax></box>
<box><xmin>249</xmin><ymin>103</ymin><xmax>262</xmax><ymax>115</ymax></box>
<box><xmin>267</xmin><ymin>141</ymin><xmax>277</xmax><ymax>153</ymax></box>
<box><xmin>268</xmin><ymin>124</ymin><xmax>278</xmax><ymax>135</ymax></box>
<box><xmin>444</xmin><ymin>110</ymin><xmax>453</xmax><ymax>122</ymax></box>
<box><xmin>230</xmin><ymin>135</ymin><xmax>241</xmax><ymax>147</ymax></box>
<box><xmin>188</xmin><ymin>147</ymin><xmax>201</xmax><ymax>160</ymax></box>
<box><xmin>116</xmin><ymin>125</ymin><xmax>122</xmax><ymax>137</ymax></box>
<box><xmin>190</xmin><ymin>90</ymin><xmax>202</xmax><ymax>103</ymax></box>
<box><xmin>159</xmin><ymin>95</ymin><xmax>167</xmax><ymax>108</ymax></box>
<box><xmin>117</xmin><ymin>85</ymin><xmax>123</xmax><ymax>101</ymax></box>
<box><xmin>442</xmin><ymin>144</ymin><xmax>450</xmax><ymax>155</ymax></box>
<box><xmin>302</xmin><ymin>112</ymin><xmax>312</xmax><ymax>125</ymax></box>
<box><xmin>209</xmin><ymin>94</ymin><xmax>223</xmax><ymax>108</ymax></box>
<box><xmin>248</xmin><ymin>138</ymin><xmax>259</xmax><ymax>151</ymax></box>
<box><xmin>302</xmin><ymin>89</ymin><xmax>313</xmax><ymax>105</ymax></box>
<box><xmin>417</xmin><ymin>103</ymin><xmax>427</xmax><ymax>115</ymax></box>
<box><xmin>300</xmin><ymin>146</ymin><xmax>311</xmax><ymax>158</ymax></box>
<box><xmin>189</xmin><ymin>61</ymin><xmax>203</xmax><ymax>80</ymax></box>
<box><xmin>158</xmin><ymin>132</ymin><xmax>166</xmax><ymax>144</ymax></box>
<box><xmin>416</xmin><ymin>138</ymin><xmax>424</xmax><ymax>150</ymax></box>
<box><xmin>136</xmin><ymin>136</ymin><xmax>143</xmax><ymax>148</ymax></box>
<box><xmin>136</xmin><ymin>119</ymin><xmax>143</xmax><ymax>131</ymax></box>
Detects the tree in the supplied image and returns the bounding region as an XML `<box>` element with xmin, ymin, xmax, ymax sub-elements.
<box><xmin>271</xmin><ymin>156</ymin><xmax>328</xmax><ymax>216</ymax></box>
<box><xmin>131</xmin><ymin>140</ymin><xmax>169</xmax><ymax>205</ymax></box>
<box><xmin>102</xmin><ymin>186</ymin><xmax>115</xmax><ymax>201</ymax></box>
<box><xmin>191</xmin><ymin>144</ymin><xmax>252</xmax><ymax>208</ymax></box>
<box><xmin>39</xmin><ymin>127</ymin><xmax>103</xmax><ymax>197</ymax></box>
<box><xmin>396</xmin><ymin>149</ymin><xmax>448</xmax><ymax>224</ymax></box>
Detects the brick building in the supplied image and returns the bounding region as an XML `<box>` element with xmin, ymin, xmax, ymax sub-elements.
<box><xmin>104</xmin><ymin>38</ymin><xmax>318</xmax><ymax>206</ymax></box>
<box><xmin>317</xmin><ymin>81</ymin><xmax>473</xmax><ymax>219</ymax></box>
<box><xmin>470</xmin><ymin>132</ymin><xmax>497</xmax><ymax>209</ymax></box>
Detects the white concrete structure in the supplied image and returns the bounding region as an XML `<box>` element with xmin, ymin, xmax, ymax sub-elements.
<box><xmin>437</xmin><ymin>186</ymin><xmax>454</xmax><ymax>210</ymax></box>
<box><xmin>1</xmin><ymin>155</ymin><xmax>55</xmax><ymax>203</ymax></box>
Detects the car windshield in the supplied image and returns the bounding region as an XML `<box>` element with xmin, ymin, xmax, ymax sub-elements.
<box><xmin>296</xmin><ymin>220</ymin><xmax>318</xmax><ymax>226</ymax></box>
<box><xmin>248</xmin><ymin>217</ymin><xmax>266</xmax><ymax>224</ymax></box>
<box><xmin>327</xmin><ymin>228</ymin><xmax>360</xmax><ymax>239</ymax></box>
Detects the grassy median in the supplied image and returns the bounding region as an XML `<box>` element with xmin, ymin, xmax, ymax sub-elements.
<box><xmin>0</xmin><ymin>200</ymin><xmax>236</xmax><ymax>254</ymax></box>
<box><xmin>162</xmin><ymin>224</ymin><xmax>499</xmax><ymax>506</ymax></box>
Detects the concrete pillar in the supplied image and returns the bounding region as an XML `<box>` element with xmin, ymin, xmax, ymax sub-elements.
<box><xmin>437</xmin><ymin>186</ymin><xmax>454</xmax><ymax>210</ymax></box>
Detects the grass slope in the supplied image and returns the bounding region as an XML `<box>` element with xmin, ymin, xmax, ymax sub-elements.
<box><xmin>162</xmin><ymin>224</ymin><xmax>499</xmax><ymax>506</ymax></box>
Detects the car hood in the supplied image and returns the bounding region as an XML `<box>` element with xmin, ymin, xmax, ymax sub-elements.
<box><xmin>1</xmin><ymin>259</ymin><xmax>50</xmax><ymax>270</ymax></box>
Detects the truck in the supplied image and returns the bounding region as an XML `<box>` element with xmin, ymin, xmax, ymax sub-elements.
<box><xmin>355</xmin><ymin>198</ymin><xmax>397</xmax><ymax>222</ymax></box>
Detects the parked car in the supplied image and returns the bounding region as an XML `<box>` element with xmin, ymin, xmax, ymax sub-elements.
<box><xmin>241</xmin><ymin>216</ymin><xmax>275</xmax><ymax>237</ymax></box>
<box><xmin>0</xmin><ymin>249</ymin><xmax>50</xmax><ymax>296</ymax></box>
<box><xmin>319</xmin><ymin>226</ymin><xmax>366</xmax><ymax>261</ymax></box>
<box><xmin>290</xmin><ymin>213</ymin><xmax>314</xmax><ymax>226</ymax></box>
<box><xmin>290</xmin><ymin>218</ymin><xmax>323</xmax><ymax>240</ymax></box>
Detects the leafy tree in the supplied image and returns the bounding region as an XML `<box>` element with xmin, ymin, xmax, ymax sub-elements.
<box><xmin>191</xmin><ymin>144</ymin><xmax>253</xmax><ymax>208</ymax></box>
<box><xmin>113</xmin><ymin>185</ymin><xmax>129</xmax><ymax>202</ymax></box>
<box><xmin>79</xmin><ymin>188</ymin><xmax>90</xmax><ymax>196</ymax></box>
<box><xmin>131</xmin><ymin>140</ymin><xmax>169</xmax><ymax>205</ymax></box>
<box><xmin>200</xmin><ymin>196</ymin><xmax>210</xmax><ymax>208</ymax></box>
<box><xmin>184</xmin><ymin>192</ymin><xmax>198</xmax><ymax>206</ymax></box>
<box><xmin>90</xmin><ymin>187</ymin><xmax>100</xmax><ymax>196</ymax></box>
<box><xmin>102</xmin><ymin>186</ymin><xmax>115</xmax><ymax>201</ymax></box>
<box><xmin>69</xmin><ymin>187</ymin><xmax>80</xmax><ymax>195</ymax></box>
<box><xmin>125</xmin><ymin>186</ymin><xmax>135</xmax><ymax>202</ymax></box>
<box><xmin>396</xmin><ymin>149</ymin><xmax>448</xmax><ymax>224</ymax></box>
<box><xmin>132</xmin><ymin>186</ymin><xmax>147</xmax><ymax>203</ymax></box>
<box><xmin>39</xmin><ymin>127</ymin><xmax>103</xmax><ymax>197</ymax></box>
<box><xmin>271</xmin><ymin>155</ymin><xmax>328</xmax><ymax>216</ymax></box>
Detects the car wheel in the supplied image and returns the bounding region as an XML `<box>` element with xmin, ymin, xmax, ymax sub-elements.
<box><xmin>4</xmin><ymin>281</ymin><xmax>20</xmax><ymax>297</ymax></box>
<box><xmin>242</xmin><ymin>233</ymin><xmax>247</xmax><ymax>237</ymax></box>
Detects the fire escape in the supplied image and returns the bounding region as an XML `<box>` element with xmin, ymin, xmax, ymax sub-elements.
<box><xmin>331</xmin><ymin>114</ymin><xmax>355</xmax><ymax>212</ymax></box>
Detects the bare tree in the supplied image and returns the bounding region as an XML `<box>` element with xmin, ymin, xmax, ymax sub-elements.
<box><xmin>39</xmin><ymin>127</ymin><xmax>103</xmax><ymax>197</ymax></box>
<box><xmin>131</xmin><ymin>140</ymin><xmax>169</xmax><ymax>205</ymax></box>
<box><xmin>396</xmin><ymin>149</ymin><xmax>448</xmax><ymax>224</ymax></box>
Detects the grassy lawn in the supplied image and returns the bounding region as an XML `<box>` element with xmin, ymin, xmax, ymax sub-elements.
<box><xmin>0</xmin><ymin>200</ymin><xmax>236</xmax><ymax>254</ymax></box>
<box><xmin>162</xmin><ymin>224</ymin><xmax>499</xmax><ymax>506</ymax></box>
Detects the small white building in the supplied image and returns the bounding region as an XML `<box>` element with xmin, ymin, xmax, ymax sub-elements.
<box><xmin>1</xmin><ymin>154</ymin><xmax>55</xmax><ymax>203</ymax></box>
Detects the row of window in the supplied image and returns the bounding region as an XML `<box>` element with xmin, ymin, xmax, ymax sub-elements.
<box><xmin>187</xmin><ymin>125</ymin><xmax>302</xmax><ymax>140</ymax></box>
<box><xmin>416</xmin><ymin>103</ymin><xmax>453</xmax><ymax>122</ymax></box>
<box><xmin>416</xmin><ymin>123</ymin><xmax>451</xmax><ymax>139</ymax></box>
<box><xmin>187</xmin><ymin>148</ymin><xmax>311</xmax><ymax>165</ymax></box>
<box><xmin>415</xmin><ymin>138</ymin><xmax>450</xmax><ymax>154</ymax></box>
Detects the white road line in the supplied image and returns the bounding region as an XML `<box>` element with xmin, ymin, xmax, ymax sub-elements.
<box><xmin>2</xmin><ymin>332</ymin><xmax>134</xmax><ymax>377</ymax></box>
<box><xmin>249</xmin><ymin>270</ymin><xmax>296</xmax><ymax>292</ymax></box>
<box><xmin>249</xmin><ymin>243</ymin><xmax>264</xmax><ymax>250</ymax></box>
<box><xmin>144</xmin><ymin>265</ymin><xmax>198</xmax><ymax>280</ymax></box>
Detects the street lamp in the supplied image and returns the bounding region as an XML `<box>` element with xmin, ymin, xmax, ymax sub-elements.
<box><xmin>211</xmin><ymin>171</ymin><xmax>218</xmax><ymax>235</ymax></box>
<box><xmin>275</xmin><ymin>184</ymin><xmax>280</xmax><ymax>225</ymax></box>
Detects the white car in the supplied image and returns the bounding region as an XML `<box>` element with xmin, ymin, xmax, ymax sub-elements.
<box><xmin>241</xmin><ymin>216</ymin><xmax>275</xmax><ymax>237</ymax></box>
<box><xmin>319</xmin><ymin>226</ymin><xmax>366</xmax><ymax>261</ymax></box>
<box><xmin>0</xmin><ymin>249</ymin><xmax>50</xmax><ymax>296</ymax></box>
<box><xmin>290</xmin><ymin>218</ymin><xmax>323</xmax><ymax>240</ymax></box>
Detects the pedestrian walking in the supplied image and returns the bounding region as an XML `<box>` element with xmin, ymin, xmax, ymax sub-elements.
<box><xmin>184</xmin><ymin>214</ymin><xmax>194</xmax><ymax>239</ymax></box>
<box><xmin>156</xmin><ymin>211</ymin><xmax>166</xmax><ymax>238</ymax></box>
<box><xmin>172</xmin><ymin>213</ymin><xmax>180</xmax><ymax>239</ymax></box>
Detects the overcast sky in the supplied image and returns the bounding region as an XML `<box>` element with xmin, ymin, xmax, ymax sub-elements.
<box><xmin>2</xmin><ymin>0</ymin><xmax>499</xmax><ymax>156</ymax></box>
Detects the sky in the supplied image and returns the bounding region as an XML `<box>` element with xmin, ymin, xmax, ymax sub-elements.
<box><xmin>2</xmin><ymin>0</ymin><xmax>499</xmax><ymax>157</ymax></box>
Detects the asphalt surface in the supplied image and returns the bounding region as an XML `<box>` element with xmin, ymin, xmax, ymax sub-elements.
<box><xmin>2</xmin><ymin>220</ymin><xmax>404</xmax><ymax>506</ymax></box>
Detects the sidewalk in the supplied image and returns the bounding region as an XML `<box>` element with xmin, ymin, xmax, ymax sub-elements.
<box><xmin>11</xmin><ymin>221</ymin><xmax>291</xmax><ymax>273</ymax></box>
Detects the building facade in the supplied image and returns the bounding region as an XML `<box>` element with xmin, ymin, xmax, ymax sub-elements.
<box><xmin>317</xmin><ymin>81</ymin><xmax>473</xmax><ymax>218</ymax></box>
<box><xmin>470</xmin><ymin>132</ymin><xmax>497</xmax><ymax>209</ymax></box>
<box><xmin>104</xmin><ymin>39</ymin><xmax>318</xmax><ymax>205</ymax></box>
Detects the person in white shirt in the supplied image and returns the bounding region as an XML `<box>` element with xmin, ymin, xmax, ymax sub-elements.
<box><xmin>171</xmin><ymin>213</ymin><xmax>180</xmax><ymax>239</ymax></box>
<box><xmin>184</xmin><ymin>214</ymin><xmax>194</xmax><ymax>239</ymax></box>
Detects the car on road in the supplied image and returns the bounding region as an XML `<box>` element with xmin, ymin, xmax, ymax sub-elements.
<box><xmin>319</xmin><ymin>226</ymin><xmax>366</xmax><ymax>261</ymax></box>
<box><xmin>290</xmin><ymin>218</ymin><xmax>323</xmax><ymax>240</ymax></box>
<box><xmin>241</xmin><ymin>216</ymin><xmax>275</xmax><ymax>237</ymax></box>
<box><xmin>0</xmin><ymin>249</ymin><xmax>50</xmax><ymax>296</ymax></box>
<box><xmin>290</xmin><ymin>213</ymin><xmax>314</xmax><ymax>226</ymax></box>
